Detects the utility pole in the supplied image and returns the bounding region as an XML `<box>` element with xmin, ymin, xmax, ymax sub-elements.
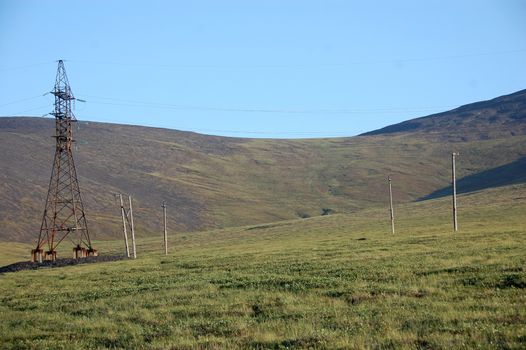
<box><xmin>452</xmin><ymin>152</ymin><xmax>459</xmax><ymax>232</ymax></box>
<box><xmin>162</xmin><ymin>201</ymin><xmax>168</xmax><ymax>255</ymax></box>
<box><xmin>128</xmin><ymin>195</ymin><xmax>137</xmax><ymax>259</ymax></box>
<box><xmin>388</xmin><ymin>176</ymin><xmax>395</xmax><ymax>234</ymax></box>
<box><xmin>118</xmin><ymin>194</ymin><xmax>130</xmax><ymax>258</ymax></box>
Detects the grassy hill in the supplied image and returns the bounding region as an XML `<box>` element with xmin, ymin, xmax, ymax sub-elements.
<box><xmin>1</xmin><ymin>89</ymin><xmax>525</xmax><ymax>244</ymax></box>
<box><xmin>0</xmin><ymin>183</ymin><xmax>524</xmax><ymax>348</ymax></box>
<box><xmin>362</xmin><ymin>88</ymin><xmax>526</xmax><ymax>137</ymax></box>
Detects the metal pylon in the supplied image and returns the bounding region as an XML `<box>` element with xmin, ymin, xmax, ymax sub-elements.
<box><xmin>31</xmin><ymin>60</ymin><xmax>96</xmax><ymax>262</ymax></box>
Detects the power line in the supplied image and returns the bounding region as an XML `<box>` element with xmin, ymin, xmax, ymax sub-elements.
<box><xmin>76</xmin><ymin>94</ymin><xmax>458</xmax><ymax>115</ymax></box>
<box><xmin>7</xmin><ymin>105</ymin><xmax>50</xmax><ymax>116</ymax></box>
<box><xmin>0</xmin><ymin>61</ymin><xmax>55</xmax><ymax>72</ymax></box>
<box><xmin>0</xmin><ymin>113</ymin><xmax>358</xmax><ymax>136</ymax></box>
<box><xmin>2</xmin><ymin>91</ymin><xmax>460</xmax><ymax>116</ymax></box>
<box><xmin>0</xmin><ymin>48</ymin><xmax>522</xmax><ymax>72</ymax></box>
<box><xmin>65</xmin><ymin>48</ymin><xmax>526</xmax><ymax>69</ymax></box>
<box><xmin>179</xmin><ymin>128</ymin><xmax>354</xmax><ymax>136</ymax></box>
<box><xmin>0</xmin><ymin>92</ymin><xmax>457</xmax><ymax>137</ymax></box>
<box><xmin>0</xmin><ymin>95</ymin><xmax>45</xmax><ymax>108</ymax></box>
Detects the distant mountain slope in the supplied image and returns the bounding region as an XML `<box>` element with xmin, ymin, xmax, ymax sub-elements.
<box><xmin>362</xmin><ymin>89</ymin><xmax>526</xmax><ymax>138</ymax></box>
<box><xmin>1</xmin><ymin>89</ymin><xmax>525</xmax><ymax>243</ymax></box>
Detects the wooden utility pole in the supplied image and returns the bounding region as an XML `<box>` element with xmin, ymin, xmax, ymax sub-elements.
<box><xmin>128</xmin><ymin>195</ymin><xmax>137</xmax><ymax>259</ymax></box>
<box><xmin>118</xmin><ymin>194</ymin><xmax>130</xmax><ymax>258</ymax></box>
<box><xmin>388</xmin><ymin>176</ymin><xmax>395</xmax><ymax>234</ymax></box>
<box><xmin>162</xmin><ymin>201</ymin><xmax>168</xmax><ymax>255</ymax></box>
<box><xmin>452</xmin><ymin>152</ymin><xmax>459</xmax><ymax>232</ymax></box>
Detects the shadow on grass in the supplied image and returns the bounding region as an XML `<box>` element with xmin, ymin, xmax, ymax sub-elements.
<box><xmin>420</xmin><ymin>157</ymin><xmax>526</xmax><ymax>200</ymax></box>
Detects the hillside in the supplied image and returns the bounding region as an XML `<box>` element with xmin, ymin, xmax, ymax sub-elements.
<box><xmin>362</xmin><ymin>89</ymin><xmax>526</xmax><ymax>137</ymax></box>
<box><xmin>1</xmin><ymin>89</ymin><xmax>525</xmax><ymax>243</ymax></box>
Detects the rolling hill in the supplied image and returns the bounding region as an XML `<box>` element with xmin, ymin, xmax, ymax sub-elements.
<box><xmin>1</xmin><ymin>89</ymin><xmax>525</xmax><ymax>243</ymax></box>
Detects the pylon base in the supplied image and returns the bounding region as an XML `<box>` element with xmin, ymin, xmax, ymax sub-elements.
<box><xmin>73</xmin><ymin>246</ymin><xmax>87</xmax><ymax>259</ymax></box>
<box><xmin>87</xmin><ymin>248</ymin><xmax>98</xmax><ymax>257</ymax></box>
<box><xmin>45</xmin><ymin>250</ymin><xmax>57</xmax><ymax>261</ymax></box>
<box><xmin>31</xmin><ymin>248</ymin><xmax>44</xmax><ymax>263</ymax></box>
<box><xmin>73</xmin><ymin>246</ymin><xmax>98</xmax><ymax>259</ymax></box>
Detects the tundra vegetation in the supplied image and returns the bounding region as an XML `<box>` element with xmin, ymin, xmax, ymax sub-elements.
<box><xmin>0</xmin><ymin>184</ymin><xmax>524</xmax><ymax>349</ymax></box>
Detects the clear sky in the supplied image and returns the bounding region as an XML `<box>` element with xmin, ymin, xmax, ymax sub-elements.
<box><xmin>1</xmin><ymin>0</ymin><xmax>525</xmax><ymax>138</ymax></box>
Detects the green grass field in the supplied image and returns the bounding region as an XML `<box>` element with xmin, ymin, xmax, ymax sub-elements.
<box><xmin>1</xmin><ymin>184</ymin><xmax>525</xmax><ymax>349</ymax></box>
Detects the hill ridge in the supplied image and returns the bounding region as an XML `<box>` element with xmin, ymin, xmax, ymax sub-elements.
<box><xmin>361</xmin><ymin>89</ymin><xmax>526</xmax><ymax>136</ymax></box>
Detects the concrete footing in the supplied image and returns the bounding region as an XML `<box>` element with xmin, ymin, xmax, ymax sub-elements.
<box><xmin>31</xmin><ymin>246</ymin><xmax>98</xmax><ymax>262</ymax></box>
<box><xmin>87</xmin><ymin>248</ymin><xmax>98</xmax><ymax>257</ymax></box>
<box><xmin>30</xmin><ymin>248</ymin><xmax>44</xmax><ymax>263</ymax></box>
<box><xmin>73</xmin><ymin>246</ymin><xmax>98</xmax><ymax>259</ymax></box>
<box><xmin>45</xmin><ymin>250</ymin><xmax>57</xmax><ymax>261</ymax></box>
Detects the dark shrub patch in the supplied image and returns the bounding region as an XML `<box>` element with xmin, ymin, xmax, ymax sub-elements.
<box><xmin>498</xmin><ymin>274</ymin><xmax>526</xmax><ymax>289</ymax></box>
<box><xmin>321</xmin><ymin>208</ymin><xmax>334</xmax><ymax>216</ymax></box>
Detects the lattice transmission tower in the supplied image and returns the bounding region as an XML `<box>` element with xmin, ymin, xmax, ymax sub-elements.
<box><xmin>31</xmin><ymin>60</ymin><xmax>97</xmax><ymax>262</ymax></box>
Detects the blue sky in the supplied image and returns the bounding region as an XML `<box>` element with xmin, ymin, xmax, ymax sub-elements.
<box><xmin>1</xmin><ymin>0</ymin><xmax>525</xmax><ymax>138</ymax></box>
